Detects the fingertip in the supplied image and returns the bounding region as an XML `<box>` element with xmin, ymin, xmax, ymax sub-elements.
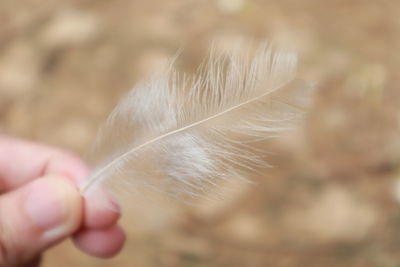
<box><xmin>0</xmin><ymin>174</ymin><xmax>83</xmax><ymax>265</ymax></box>
<box><xmin>24</xmin><ymin>175</ymin><xmax>83</xmax><ymax>242</ymax></box>
<box><xmin>73</xmin><ymin>225</ymin><xmax>126</xmax><ymax>258</ymax></box>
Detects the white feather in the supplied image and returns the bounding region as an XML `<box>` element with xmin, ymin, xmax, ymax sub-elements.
<box><xmin>80</xmin><ymin>43</ymin><xmax>310</xmax><ymax>199</ymax></box>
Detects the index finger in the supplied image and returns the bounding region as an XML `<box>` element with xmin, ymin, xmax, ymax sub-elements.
<box><xmin>0</xmin><ymin>135</ymin><xmax>89</xmax><ymax>192</ymax></box>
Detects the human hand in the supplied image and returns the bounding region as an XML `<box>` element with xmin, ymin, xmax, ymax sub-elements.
<box><xmin>0</xmin><ymin>135</ymin><xmax>125</xmax><ymax>267</ymax></box>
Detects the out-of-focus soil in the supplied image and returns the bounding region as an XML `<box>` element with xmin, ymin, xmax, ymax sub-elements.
<box><xmin>1</xmin><ymin>0</ymin><xmax>400</xmax><ymax>266</ymax></box>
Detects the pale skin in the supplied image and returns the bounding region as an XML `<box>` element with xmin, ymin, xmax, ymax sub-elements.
<box><xmin>0</xmin><ymin>135</ymin><xmax>126</xmax><ymax>267</ymax></box>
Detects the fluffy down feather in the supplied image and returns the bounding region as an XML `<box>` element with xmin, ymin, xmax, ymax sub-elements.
<box><xmin>81</xmin><ymin>43</ymin><xmax>311</xmax><ymax>200</ymax></box>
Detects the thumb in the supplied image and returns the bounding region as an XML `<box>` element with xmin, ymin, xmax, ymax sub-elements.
<box><xmin>0</xmin><ymin>175</ymin><xmax>83</xmax><ymax>266</ymax></box>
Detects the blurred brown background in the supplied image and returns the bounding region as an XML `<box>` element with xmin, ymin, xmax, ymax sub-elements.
<box><xmin>1</xmin><ymin>0</ymin><xmax>400</xmax><ymax>266</ymax></box>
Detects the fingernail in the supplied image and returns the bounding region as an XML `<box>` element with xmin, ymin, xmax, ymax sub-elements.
<box><xmin>86</xmin><ymin>187</ymin><xmax>121</xmax><ymax>214</ymax></box>
<box><xmin>25</xmin><ymin>178</ymin><xmax>75</xmax><ymax>241</ymax></box>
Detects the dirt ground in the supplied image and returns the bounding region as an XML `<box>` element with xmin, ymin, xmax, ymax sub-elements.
<box><xmin>1</xmin><ymin>0</ymin><xmax>400</xmax><ymax>266</ymax></box>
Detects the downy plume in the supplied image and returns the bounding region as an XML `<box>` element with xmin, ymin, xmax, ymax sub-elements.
<box><xmin>80</xmin><ymin>43</ymin><xmax>311</xmax><ymax>200</ymax></box>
